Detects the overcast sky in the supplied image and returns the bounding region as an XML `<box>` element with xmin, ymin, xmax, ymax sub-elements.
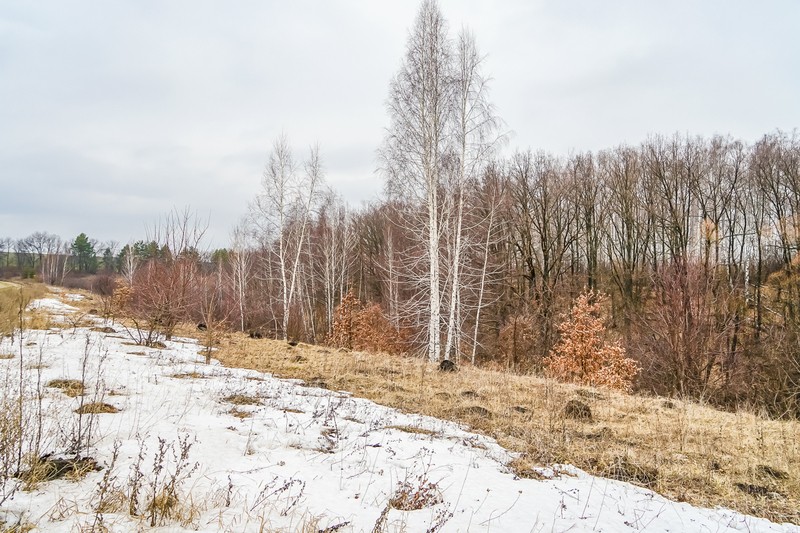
<box><xmin>1</xmin><ymin>1</ymin><xmax>798</xmax><ymax>249</ymax></box>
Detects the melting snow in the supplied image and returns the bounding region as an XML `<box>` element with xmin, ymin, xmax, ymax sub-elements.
<box><xmin>0</xmin><ymin>296</ymin><xmax>797</xmax><ymax>532</ymax></box>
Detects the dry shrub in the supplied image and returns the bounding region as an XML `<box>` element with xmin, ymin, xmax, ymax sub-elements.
<box><xmin>544</xmin><ymin>290</ymin><xmax>639</xmax><ymax>392</ymax></box>
<box><xmin>327</xmin><ymin>291</ymin><xmax>405</xmax><ymax>354</ymax></box>
<box><xmin>92</xmin><ymin>273</ymin><xmax>118</xmax><ymax>297</ymax></box>
<box><xmin>111</xmin><ymin>282</ymin><xmax>132</xmax><ymax>314</ymax></box>
<box><xmin>388</xmin><ymin>474</ymin><xmax>442</xmax><ymax>510</ymax></box>
<box><xmin>353</xmin><ymin>304</ymin><xmax>406</xmax><ymax>354</ymax></box>
<box><xmin>327</xmin><ymin>291</ymin><xmax>360</xmax><ymax>349</ymax></box>
<box><xmin>122</xmin><ymin>256</ymin><xmax>201</xmax><ymax>345</ymax></box>
<box><xmin>634</xmin><ymin>263</ymin><xmax>742</xmax><ymax>401</ymax></box>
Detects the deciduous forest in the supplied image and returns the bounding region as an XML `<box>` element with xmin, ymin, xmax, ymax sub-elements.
<box><xmin>3</xmin><ymin>1</ymin><xmax>799</xmax><ymax>419</ymax></box>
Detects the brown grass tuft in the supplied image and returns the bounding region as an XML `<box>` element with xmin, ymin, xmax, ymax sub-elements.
<box><xmin>223</xmin><ymin>394</ymin><xmax>261</xmax><ymax>406</ymax></box>
<box><xmin>171</xmin><ymin>372</ymin><xmax>206</xmax><ymax>379</ymax></box>
<box><xmin>388</xmin><ymin>475</ymin><xmax>442</xmax><ymax>510</ymax></box>
<box><xmin>74</xmin><ymin>402</ymin><xmax>119</xmax><ymax>414</ymax></box>
<box><xmin>47</xmin><ymin>379</ymin><xmax>85</xmax><ymax>397</ymax></box>
<box><xmin>228</xmin><ymin>408</ymin><xmax>252</xmax><ymax>419</ymax></box>
<box><xmin>1</xmin><ymin>281</ymin><xmax>47</xmax><ymax>337</ymax></box>
<box><xmin>211</xmin><ymin>333</ymin><xmax>800</xmax><ymax>524</ymax></box>
<box><xmin>19</xmin><ymin>456</ymin><xmax>100</xmax><ymax>487</ymax></box>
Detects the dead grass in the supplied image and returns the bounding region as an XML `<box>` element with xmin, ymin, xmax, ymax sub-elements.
<box><xmin>223</xmin><ymin>394</ymin><xmax>261</xmax><ymax>406</ymax></box>
<box><xmin>74</xmin><ymin>402</ymin><xmax>119</xmax><ymax>414</ymax></box>
<box><xmin>0</xmin><ymin>281</ymin><xmax>48</xmax><ymax>336</ymax></box>
<box><xmin>0</xmin><ymin>520</ymin><xmax>35</xmax><ymax>533</ymax></box>
<box><xmin>171</xmin><ymin>372</ymin><xmax>207</xmax><ymax>379</ymax></box>
<box><xmin>47</xmin><ymin>379</ymin><xmax>85</xmax><ymax>397</ymax></box>
<box><xmin>19</xmin><ymin>456</ymin><xmax>100</xmax><ymax>487</ymax></box>
<box><xmin>23</xmin><ymin>309</ymin><xmax>54</xmax><ymax>331</ymax></box>
<box><xmin>213</xmin><ymin>333</ymin><xmax>800</xmax><ymax>525</ymax></box>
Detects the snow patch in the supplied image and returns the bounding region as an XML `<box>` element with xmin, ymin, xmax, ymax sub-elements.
<box><xmin>0</xmin><ymin>301</ymin><xmax>796</xmax><ymax>532</ymax></box>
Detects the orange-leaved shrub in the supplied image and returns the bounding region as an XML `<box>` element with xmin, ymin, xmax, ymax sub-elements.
<box><xmin>544</xmin><ymin>290</ymin><xmax>640</xmax><ymax>392</ymax></box>
<box><xmin>327</xmin><ymin>290</ymin><xmax>406</xmax><ymax>354</ymax></box>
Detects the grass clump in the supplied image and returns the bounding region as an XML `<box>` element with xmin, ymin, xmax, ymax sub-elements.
<box><xmin>171</xmin><ymin>372</ymin><xmax>206</xmax><ymax>379</ymax></box>
<box><xmin>228</xmin><ymin>408</ymin><xmax>252</xmax><ymax>419</ymax></box>
<box><xmin>0</xmin><ymin>281</ymin><xmax>47</xmax><ymax>337</ymax></box>
<box><xmin>223</xmin><ymin>394</ymin><xmax>261</xmax><ymax>406</ymax></box>
<box><xmin>388</xmin><ymin>474</ymin><xmax>442</xmax><ymax>511</ymax></box>
<box><xmin>47</xmin><ymin>379</ymin><xmax>85</xmax><ymax>397</ymax></box>
<box><xmin>74</xmin><ymin>402</ymin><xmax>119</xmax><ymax>415</ymax></box>
<box><xmin>0</xmin><ymin>520</ymin><xmax>35</xmax><ymax>533</ymax></box>
<box><xmin>19</xmin><ymin>456</ymin><xmax>100</xmax><ymax>486</ymax></box>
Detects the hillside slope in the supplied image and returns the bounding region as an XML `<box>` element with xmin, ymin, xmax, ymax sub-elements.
<box><xmin>0</xmin><ymin>293</ymin><xmax>796</xmax><ymax>531</ymax></box>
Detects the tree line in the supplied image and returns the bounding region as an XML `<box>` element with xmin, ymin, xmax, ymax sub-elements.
<box><xmin>3</xmin><ymin>0</ymin><xmax>799</xmax><ymax>416</ymax></box>
<box><xmin>1</xmin><ymin>231</ymin><xmax>115</xmax><ymax>281</ymax></box>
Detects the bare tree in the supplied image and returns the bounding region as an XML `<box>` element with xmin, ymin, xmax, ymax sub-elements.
<box><xmin>250</xmin><ymin>135</ymin><xmax>323</xmax><ymax>340</ymax></box>
<box><xmin>441</xmin><ymin>29</ymin><xmax>504</xmax><ymax>361</ymax></box>
<box><xmin>313</xmin><ymin>192</ymin><xmax>354</xmax><ymax>335</ymax></box>
<box><xmin>120</xmin><ymin>242</ymin><xmax>140</xmax><ymax>286</ymax></box>
<box><xmin>0</xmin><ymin>238</ymin><xmax>8</xmax><ymax>268</ymax></box>
<box><xmin>600</xmin><ymin>146</ymin><xmax>650</xmax><ymax>328</ymax></box>
<box><xmin>122</xmin><ymin>208</ymin><xmax>208</xmax><ymax>345</ymax></box>
<box><xmin>38</xmin><ymin>233</ymin><xmax>67</xmax><ymax>284</ymax></box>
<box><xmin>229</xmin><ymin>222</ymin><xmax>253</xmax><ymax>333</ymax></box>
<box><xmin>507</xmin><ymin>150</ymin><xmax>578</xmax><ymax>357</ymax></box>
<box><xmin>381</xmin><ymin>0</ymin><xmax>453</xmax><ymax>361</ymax></box>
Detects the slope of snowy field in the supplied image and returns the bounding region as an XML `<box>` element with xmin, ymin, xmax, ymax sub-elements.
<box><xmin>0</xmin><ymin>296</ymin><xmax>797</xmax><ymax>532</ymax></box>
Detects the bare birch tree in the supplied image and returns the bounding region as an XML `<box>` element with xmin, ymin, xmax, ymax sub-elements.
<box><xmin>381</xmin><ymin>0</ymin><xmax>452</xmax><ymax>361</ymax></box>
<box><xmin>441</xmin><ymin>29</ymin><xmax>504</xmax><ymax>361</ymax></box>
<box><xmin>229</xmin><ymin>222</ymin><xmax>253</xmax><ymax>332</ymax></box>
<box><xmin>250</xmin><ymin>135</ymin><xmax>323</xmax><ymax>340</ymax></box>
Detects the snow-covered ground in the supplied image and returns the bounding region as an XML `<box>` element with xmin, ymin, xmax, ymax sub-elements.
<box><xmin>0</xmin><ymin>297</ymin><xmax>797</xmax><ymax>532</ymax></box>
